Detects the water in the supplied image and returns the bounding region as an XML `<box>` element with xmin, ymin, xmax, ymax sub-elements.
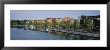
<box><xmin>11</xmin><ymin>28</ymin><xmax>66</xmax><ymax>40</ymax></box>
<box><xmin>11</xmin><ymin>28</ymin><xmax>99</xmax><ymax>40</ymax></box>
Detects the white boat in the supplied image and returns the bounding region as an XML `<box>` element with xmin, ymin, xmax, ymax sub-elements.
<box><xmin>30</xmin><ymin>25</ymin><xmax>36</xmax><ymax>30</ymax></box>
<box><xmin>46</xmin><ymin>29</ymin><xmax>49</xmax><ymax>31</ymax></box>
<box><xmin>30</xmin><ymin>25</ymin><xmax>34</xmax><ymax>30</ymax></box>
<box><xmin>24</xmin><ymin>25</ymin><xmax>28</xmax><ymax>30</ymax></box>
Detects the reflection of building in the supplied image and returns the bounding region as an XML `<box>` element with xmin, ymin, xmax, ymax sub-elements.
<box><xmin>46</xmin><ymin>18</ymin><xmax>56</xmax><ymax>24</ymax></box>
<box><xmin>80</xmin><ymin>15</ymin><xmax>100</xmax><ymax>32</ymax></box>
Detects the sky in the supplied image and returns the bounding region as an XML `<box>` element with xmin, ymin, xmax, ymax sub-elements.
<box><xmin>10</xmin><ymin>10</ymin><xmax>100</xmax><ymax>20</ymax></box>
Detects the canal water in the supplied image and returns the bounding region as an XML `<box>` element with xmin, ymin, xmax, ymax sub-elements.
<box><xmin>11</xmin><ymin>28</ymin><xmax>99</xmax><ymax>40</ymax></box>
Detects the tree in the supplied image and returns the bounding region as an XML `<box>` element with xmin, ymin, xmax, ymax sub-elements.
<box><xmin>73</xmin><ymin>21</ymin><xmax>80</xmax><ymax>29</ymax></box>
<box><xmin>86</xmin><ymin>20</ymin><xmax>93</xmax><ymax>32</ymax></box>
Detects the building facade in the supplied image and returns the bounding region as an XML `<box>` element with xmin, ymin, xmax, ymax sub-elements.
<box><xmin>63</xmin><ymin>17</ymin><xmax>71</xmax><ymax>24</ymax></box>
<box><xmin>80</xmin><ymin>15</ymin><xmax>100</xmax><ymax>32</ymax></box>
<box><xmin>56</xmin><ymin>18</ymin><xmax>62</xmax><ymax>23</ymax></box>
<box><xmin>37</xmin><ymin>20</ymin><xmax>46</xmax><ymax>23</ymax></box>
<box><xmin>46</xmin><ymin>18</ymin><xmax>56</xmax><ymax>24</ymax></box>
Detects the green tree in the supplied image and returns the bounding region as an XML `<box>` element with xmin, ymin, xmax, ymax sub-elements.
<box><xmin>73</xmin><ymin>21</ymin><xmax>80</xmax><ymax>29</ymax></box>
<box><xmin>86</xmin><ymin>20</ymin><xmax>93</xmax><ymax>32</ymax></box>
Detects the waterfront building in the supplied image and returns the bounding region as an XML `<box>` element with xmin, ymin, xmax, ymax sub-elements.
<box><xmin>46</xmin><ymin>18</ymin><xmax>56</xmax><ymax>24</ymax></box>
<box><xmin>70</xmin><ymin>18</ymin><xmax>75</xmax><ymax>24</ymax></box>
<box><xmin>56</xmin><ymin>18</ymin><xmax>62</xmax><ymax>23</ymax></box>
<box><xmin>37</xmin><ymin>20</ymin><xmax>46</xmax><ymax>23</ymax></box>
<box><xmin>26</xmin><ymin>20</ymin><xmax>30</xmax><ymax>24</ymax></box>
<box><xmin>80</xmin><ymin>15</ymin><xmax>100</xmax><ymax>32</ymax></box>
<box><xmin>46</xmin><ymin>18</ymin><xmax>57</xmax><ymax>28</ymax></box>
<box><xmin>63</xmin><ymin>17</ymin><xmax>71</xmax><ymax>22</ymax></box>
<box><xmin>31</xmin><ymin>20</ymin><xmax>35</xmax><ymax>23</ymax></box>
<box><xmin>63</xmin><ymin>17</ymin><xmax>71</xmax><ymax>24</ymax></box>
<box><xmin>56</xmin><ymin>18</ymin><xmax>62</xmax><ymax>29</ymax></box>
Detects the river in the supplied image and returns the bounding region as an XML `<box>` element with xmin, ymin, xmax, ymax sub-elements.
<box><xmin>11</xmin><ymin>28</ymin><xmax>99</xmax><ymax>40</ymax></box>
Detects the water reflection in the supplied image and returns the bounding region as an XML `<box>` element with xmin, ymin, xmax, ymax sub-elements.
<box><xmin>11</xmin><ymin>28</ymin><xmax>99</xmax><ymax>40</ymax></box>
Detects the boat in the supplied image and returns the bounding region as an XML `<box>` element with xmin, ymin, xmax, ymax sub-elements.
<box><xmin>29</xmin><ymin>25</ymin><xmax>36</xmax><ymax>30</ymax></box>
<box><xmin>44</xmin><ymin>28</ymin><xmax>49</xmax><ymax>32</ymax></box>
<box><xmin>24</xmin><ymin>25</ymin><xmax>28</xmax><ymax>30</ymax></box>
<box><xmin>46</xmin><ymin>29</ymin><xmax>49</xmax><ymax>31</ymax></box>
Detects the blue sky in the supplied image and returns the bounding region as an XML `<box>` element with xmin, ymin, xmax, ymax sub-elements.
<box><xmin>10</xmin><ymin>10</ymin><xmax>100</xmax><ymax>20</ymax></box>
